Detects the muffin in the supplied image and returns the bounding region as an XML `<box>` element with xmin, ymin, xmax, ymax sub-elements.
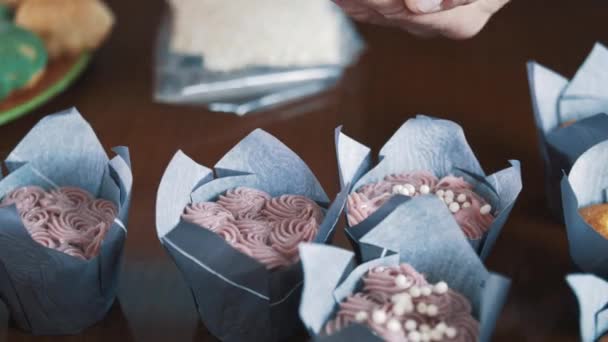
<box><xmin>579</xmin><ymin>203</ymin><xmax>608</xmax><ymax>238</ymax></box>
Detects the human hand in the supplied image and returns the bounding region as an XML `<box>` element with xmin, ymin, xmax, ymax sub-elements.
<box><xmin>332</xmin><ymin>0</ymin><xmax>510</xmax><ymax>39</ymax></box>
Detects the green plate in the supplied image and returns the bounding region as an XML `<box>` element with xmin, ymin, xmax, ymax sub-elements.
<box><xmin>0</xmin><ymin>53</ymin><xmax>91</xmax><ymax>126</ymax></box>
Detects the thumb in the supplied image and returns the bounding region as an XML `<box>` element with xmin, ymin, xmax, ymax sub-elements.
<box><xmin>403</xmin><ymin>0</ymin><xmax>477</xmax><ymax>14</ymax></box>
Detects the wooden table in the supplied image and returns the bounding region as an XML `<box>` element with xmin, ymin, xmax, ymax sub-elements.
<box><xmin>1</xmin><ymin>0</ymin><xmax>607</xmax><ymax>341</ymax></box>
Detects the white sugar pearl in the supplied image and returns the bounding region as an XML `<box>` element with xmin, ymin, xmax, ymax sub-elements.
<box><xmin>355</xmin><ymin>311</ymin><xmax>368</xmax><ymax>322</ymax></box>
<box><xmin>421</xmin><ymin>332</ymin><xmax>431</xmax><ymax>342</ymax></box>
<box><xmin>462</xmin><ymin>201</ymin><xmax>471</xmax><ymax>208</ymax></box>
<box><xmin>436</xmin><ymin>189</ymin><xmax>445</xmax><ymax>197</ymax></box>
<box><xmin>444</xmin><ymin>190</ymin><xmax>454</xmax><ymax>199</ymax></box>
<box><xmin>387</xmin><ymin>318</ymin><xmax>402</xmax><ymax>332</ymax></box>
<box><xmin>430</xmin><ymin>330</ymin><xmax>443</xmax><ymax>341</ymax></box>
<box><xmin>435</xmin><ymin>322</ymin><xmax>447</xmax><ymax>333</ymax></box>
<box><xmin>445</xmin><ymin>327</ymin><xmax>457</xmax><ymax>338</ymax></box>
<box><xmin>400</xmin><ymin>188</ymin><xmax>411</xmax><ymax>196</ymax></box>
<box><xmin>444</xmin><ymin>196</ymin><xmax>454</xmax><ymax>205</ymax></box>
<box><xmin>392</xmin><ymin>303</ymin><xmax>406</xmax><ymax>316</ymax></box>
<box><xmin>372</xmin><ymin>309</ymin><xmax>387</xmax><ymax>324</ymax></box>
<box><xmin>408</xmin><ymin>331</ymin><xmax>422</xmax><ymax>342</ymax></box>
<box><xmin>395</xmin><ymin>274</ymin><xmax>409</xmax><ymax>289</ymax></box>
<box><xmin>480</xmin><ymin>204</ymin><xmax>492</xmax><ymax>215</ymax></box>
<box><xmin>420</xmin><ymin>185</ymin><xmax>430</xmax><ymax>194</ymax></box>
<box><xmin>404</xmin><ymin>183</ymin><xmax>416</xmax><ymax>194</ymax></box>
<box><xmin>421</xmin><ymin>286</ymin><xmax>432</xmax><ymax>296</ymax></box>
<box><xmin>434</xmin><ymin>281</ymin><xmax>449</xmax><ymax>294</ymax></box>
<box><xmin>391</xmin><ymin>292</ymin><xmax>412</xmax><ymax>303</ymax></box>
<box><xmin>374</xmin><ymin>266</ymin><xmax>386</xmax><ymax>273</ymax></box>
<box><xmin>392</xmin><ymin>185</ymin><xmax>404</xmax><ymax>194</ymax></box>
<box><xmin>393</xmin><ymin>300</ymin><xmax>414</xmax><ymax>315</ymax></box>
<box><xmin>456</xmin><ymin>193</ymin><xmax>467</xmax><ymax>203</ymax></box>
<box><xmin>426</xmin><ymin>304</ymin><xmax>438</xmax><ymax>317</ymax></box>
<box><xmin>420</xmin><ymin>324</ymin><xmax>430</xmax><ymax>332</ymax></box>
<box><xmin>417</xmin><ymin>302</ymin><xmax>427</xmax><ymax>314</ymax></box>
<box><xmin>404</xmin><ymin>319</ymin><xmax>417</xmax><ymax>331</ymax></box>
<box><xmin>448</xmin><ymin>202</ymin><xmax>460</xmax><ymax>213</ymax></box>
<box><xmin>409</xmin><ymin>286</ymin><xmax>422</xmax><ymax>298</ymax></box>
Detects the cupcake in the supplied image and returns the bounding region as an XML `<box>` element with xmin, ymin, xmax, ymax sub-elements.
<box><xmin>528</xmin><ymin>43</ymin><xmax>608</xmax><ymax>218</ymax></box>
<box><xmin>335</xmin><ymin>115</ymin><xmax>522</xmax><ymax>260</ymax></box>
<box><xmin>182</xmin><ymin>187</ymin><xmax>325</xmax><ymax>270</ymax></box>
<box><xmin>561</xmin><ymin>140</ymin><xmax>608</xmax><ymax>277</ymax></box>
<box><xmin>299</xmin><ymin>214</ymin><xmax>510</xmax><ymax>342</ymax></box>
<box><xmin>0</xmin><ymin>108</ymin><xmax>132</xmax><ymax>335</ymax></box>
<box><xmin>156</xmin><ymin>129</ymin><xmax>347</xmax><ymax>341</ymax></box>
<box><xmin>323</xmin><ymin>264</ymin><xmax>479</xmax><ymax>341</ymax></box>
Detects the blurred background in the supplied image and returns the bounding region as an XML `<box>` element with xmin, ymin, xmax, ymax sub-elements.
<box><xmin>1</xmin><ymin>0</ymin><xmax>608</xmax><ymax>341</ymax></box>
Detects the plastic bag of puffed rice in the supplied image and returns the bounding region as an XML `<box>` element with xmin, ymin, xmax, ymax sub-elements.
<box><xmin>154</xmin><ymin>0</ymin><xmax>364</xmax><ymax>116</ymax></box>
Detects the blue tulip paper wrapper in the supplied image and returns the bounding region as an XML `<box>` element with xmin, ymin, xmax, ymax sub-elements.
<box><xmin>155</xmin><ymin>129</ymin><xmax>348</xmax><ymax>342</ymax></box>
<box><xmin>567</xmin><ymin>274</ymin><xmax>608</xmax><ymax>342</ymax></box>
<box><xmin>335</xmin><ymin>115</ymin><xmax>522</xmax><ymax>261</ymax></box>
<box><xmin>299</xmin><ymin>198</ymin><xmax>511</xmax><ymax>342</ymax></box>
<box><xmin>0</xmin><ymin>108</ymin><xmax>132</xmax><ymax>335</ymax></box>
<box><xmin>561</xmin><ymin>140</ymin><xmax>608</xmax><ymax>277</ymax></box>
<box><xmin>528</xmin><ymin>43</ymin><xmax>608</xmax><ymax>218</ymax></box>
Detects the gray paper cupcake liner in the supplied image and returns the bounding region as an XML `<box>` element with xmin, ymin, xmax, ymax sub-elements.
<box><xmin>528</xmin><ymin>43</ymin><xmax>608</xmax><ymax>219</ymax></box>
<box><xmin>335</xmin><ymin>115</ymin><xmax>522</xmax><ymax>261</ymax></box>
<box><xmin>155</xmin><ymin>129</ymin><xmax>347</xmax><ymax>342</ymax></box>
<box><xmin>567</xmin><ymin>274</ymin><xmax>608</xmax><ymax>342</ymax></box>
<box><xmin>561</xmin><ymin>140</ymin><xmax>608</xmax><ymax>277</ymax></box>
<box><xmin>299</xmin><ymin>197</ymin><xmax>511</xmax><ymax>342</ymax></box>
<box><xmin>0</xmin><ymin>108</ymin><xmax>133</xmax><ymax>335</ymax></box>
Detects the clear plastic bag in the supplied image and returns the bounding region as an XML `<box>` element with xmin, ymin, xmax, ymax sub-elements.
<box><xmin>154</xmin><ymin>1</ymin><xmax>364</xmax><ymax>116</ymax></box>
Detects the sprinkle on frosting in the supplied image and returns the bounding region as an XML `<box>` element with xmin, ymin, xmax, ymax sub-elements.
<box><xmin>347</xmin><ymin>171</ymin><xmax>495</xmax><ymax>240</ymax></box>
<box><xmin>323</xmin><ymin>263</ymin><xmax>479</xmax><ymax>341</ymax></box>
<box><xmin>182</xmin><ymin>187</ymin><xmax>324</xmax><ymax>270</ymax></box>
<box><xmin>0</xmin><ymin>186</ymin><xmax>118</xmax><ymax>260</ymax></box>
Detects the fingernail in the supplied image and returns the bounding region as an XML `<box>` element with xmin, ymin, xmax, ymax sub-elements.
<box><xmin>416</xmin><ymin>0</ymin><xmax>442</xmax><ymax>13</ymax></box>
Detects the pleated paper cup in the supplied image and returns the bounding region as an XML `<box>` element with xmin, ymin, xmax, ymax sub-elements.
<box><xmin>299</xmin><ymin>199</ymin><xmax>510</xmax><ymax>342</ymax></box>
<box><xmin>335</xmin><ymin>115</ymin><xmax>522</xmax><ymax>261</ymax></box>
<box><xmin>528</xmin><ymin>43</ymin><xmax>608</xmax><ymax>219</ymax></box>
<box><xmin>155</xmin><ymin>129</ymin><xmax>347</xmax><ymax>342</ymax></box>
<box><xmin>567</xmin><ymin>274</ymin><xmax>608</xmax><ymax>342</ymax></box>
<box><xmin>0</xmin><ymin>108</ymin><xmax>132</xmax><ymax>335</ymax></box>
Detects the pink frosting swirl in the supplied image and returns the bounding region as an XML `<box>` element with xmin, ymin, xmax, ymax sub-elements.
<box><xmin>347</xmin><ymin>192</ymin><xmax>391</xmax><ymax>227</ymax></box>
<box><xmin>363</xmin><ymin>264</ymin><xmax>429</xmax><ymax>303</ymax></box>
<box><xmin>324</xmin><ymin>263</ymin><xmax>479</xmax><ymax>342</ymax></box>
<box><xmin>1</xmin><ymin>186</ymin><xmax>46</xmax><ymax>212</ymax></box>
<box><xmin>436</xmin><ymin>176</ymin><xmax>473</xmax><ymax>191</ymax></box>
<box><xmin>1</xmin><ymin>186</ymin><xmax>117</xmax><ymax>260</ymax></box>
<box><xmin>269</xmin><ymin>218</ymin><xmax>318</xmax><ymax>261</ymax></box>
<box><xmin>263</xmin><ymin>195</ymin><xmax>324</xmax><ymax>224</ymax></box>
<box><xmin>347</xmin><ymin>172</ymin><xmax>495</xmax><ymax>239</ymax></box>
<box><xmin>385</xmin><ymin>171</ymin><xmax>439</xmax><ymax>190</ymax></box>
<box><xmin>217</xmin><ymin>187</ymin><xmax>271</xmax><ymax>219</ymax></box>
<box><xmin>182</xmin><ymin>202</ymin><xmax>235</xmax><ymax>231</ymax></box>
<box><xmin>184</xmin><ymin>188</ymin><xmax>324</xmax><ymax>271</ymax></box>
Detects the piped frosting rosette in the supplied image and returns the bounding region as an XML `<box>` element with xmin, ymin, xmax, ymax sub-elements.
<box><xmin>335</xmin><ymin>115</ymin><xmax>522</xmax><ymax>260</ymax></box>
<box><xmin>528</xmin><ymin>43</ymin><xmax>608</xmax><ymax>218</ymax></box>
<box><xmin>298</xmin><ymin>199</ymin><xmax>510</xmax><ymax>342</ymax></box>
<box><xmin>0</xmin><ymin>108</ymin><xmax>133</xmax><ymax>335</ymax></box>
<box><xmin>156</xmin><ymin>129</ymin><xmax>347</xmax><ymax>342</ymax></box>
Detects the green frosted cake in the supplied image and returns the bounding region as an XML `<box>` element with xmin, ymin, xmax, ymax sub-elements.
<box><xmin>0</xmin><ymin>22</ymin><xmax>47</xmax><ymax>100</ymax></box>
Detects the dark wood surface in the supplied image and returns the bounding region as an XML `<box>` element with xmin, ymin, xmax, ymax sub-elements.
<box><xmin>1</xmin><ymin>0</ymin><xmax>607</xmax><ymax>341</ymax></box>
